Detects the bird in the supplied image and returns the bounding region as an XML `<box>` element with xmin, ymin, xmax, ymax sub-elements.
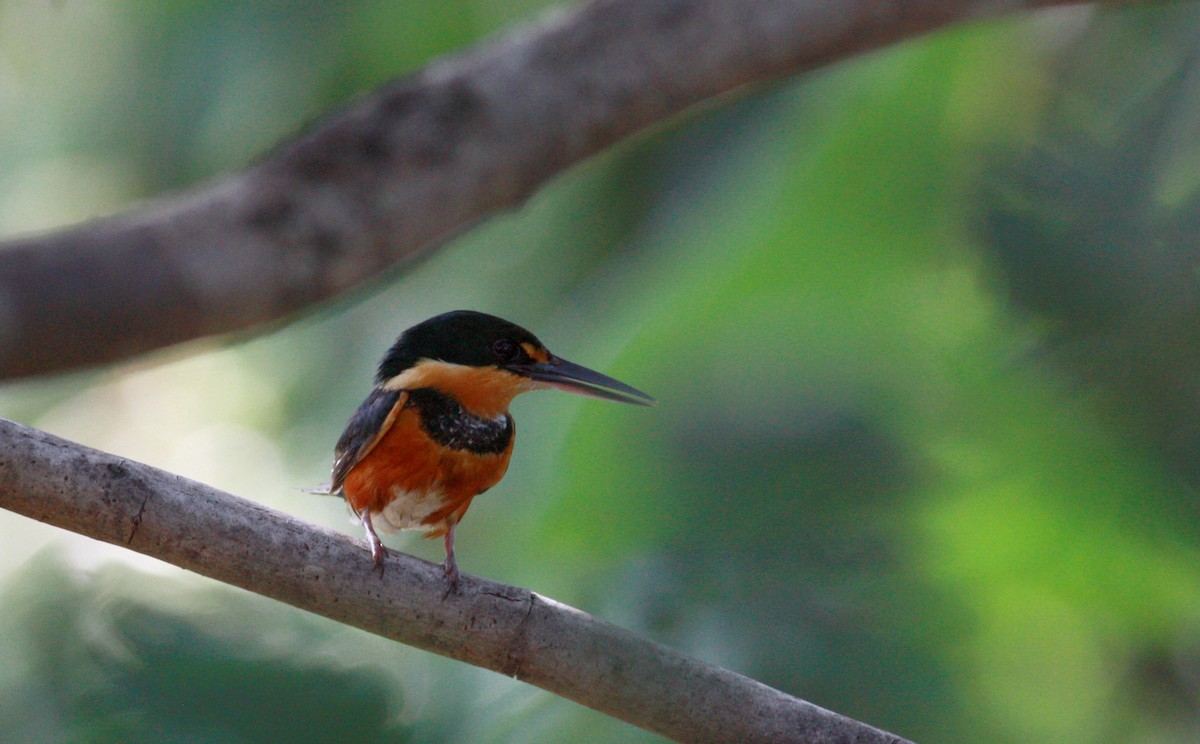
<box><xmin>317</xmin><ymin>310</ymin><xmax>654</xmax><ymax>591</ymax></box>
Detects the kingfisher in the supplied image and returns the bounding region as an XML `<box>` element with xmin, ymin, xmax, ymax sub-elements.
<box><xmin>318</xmin><ymin>310</ymin><xmax>654</xmax><ymax>590</ymax></box>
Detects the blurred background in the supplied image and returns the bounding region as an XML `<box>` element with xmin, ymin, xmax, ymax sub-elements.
<box><xmin>1</xmin><ymin>1</ymin><xmax>1199</xmax><ymax>742</ymax></box>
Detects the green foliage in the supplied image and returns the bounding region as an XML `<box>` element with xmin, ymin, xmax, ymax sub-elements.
<box><xmin>4</xmin><ymin>3</ymin><xmax>1200</xmax><ymax>743</ymax></box>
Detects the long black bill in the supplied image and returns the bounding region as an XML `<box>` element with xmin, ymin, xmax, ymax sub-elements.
<box><xmin>516</xmin><ymin>356</ymin><xmax>656</xmax><ymax>406</ymax></box>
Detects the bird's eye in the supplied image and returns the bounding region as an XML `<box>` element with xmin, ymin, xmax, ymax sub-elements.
<box><xmin>492</xmin><ymin>338</ymin><xmax>519</xmax><ymax>362</ymax></box>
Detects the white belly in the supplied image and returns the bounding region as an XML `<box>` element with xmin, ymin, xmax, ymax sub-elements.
<box><xmin>371</xmin><ymin>486</ymin><xmax>448</xmax><ymax>534</ymax></box>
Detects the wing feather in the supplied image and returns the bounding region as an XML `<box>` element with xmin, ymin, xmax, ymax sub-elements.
<box><xmin>329</xmin><ymin>388</ymin><xmax>408</xmax><ymax>494</ymax></box>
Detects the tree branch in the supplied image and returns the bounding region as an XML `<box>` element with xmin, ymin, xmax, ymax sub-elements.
<box><xmin>0</xmin><ymin>0</ymin><xmax>1094</xmax><ymax>380</ymax></box>
<box><xmin>0</xmin><ymin>417</ymin><xmax>911</xmax><ymax>743</ymax></box>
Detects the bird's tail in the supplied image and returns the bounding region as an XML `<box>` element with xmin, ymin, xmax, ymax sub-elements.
<box><xmin>301</xmin><ymin>483</ymin><xmax>338</xmax><ymax>495</ymax></box>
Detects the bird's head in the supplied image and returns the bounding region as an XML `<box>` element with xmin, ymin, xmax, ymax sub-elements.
<box><xmin>375</xmin><ymin>310</ymin><xmax>654</xmax><ymax>416</ymax></box>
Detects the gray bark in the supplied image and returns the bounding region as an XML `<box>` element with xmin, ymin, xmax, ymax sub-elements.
<box><xmin>0</xmin><ymin>417</ymin><xmax>912</xmax><ymax>744</ymax></box>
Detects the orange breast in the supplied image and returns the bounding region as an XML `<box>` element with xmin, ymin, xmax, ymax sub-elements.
<box><xmin>341</xmin><ymin>406</ymin><xmax>515</xmax><ymax>536</ymax></box>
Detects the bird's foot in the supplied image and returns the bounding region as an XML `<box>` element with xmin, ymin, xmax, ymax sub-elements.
<box><xmin>440</xmin><ymin>523</ymin><xmax>460</xmax><ymax>597</ymax></box>
<box><xmin>368</xmin><ymin>538</ymin><xmax>388</xmax><ymax>577</ymax></box>
<box><xmin>360</xmin><ymin>509</ymin><xmax>387</xmax><ymax>577</ymax></box>
<box><xmin>441</xmin><ymin>558</ymin><xmax>461</xmax><ymax>598</ymax></box>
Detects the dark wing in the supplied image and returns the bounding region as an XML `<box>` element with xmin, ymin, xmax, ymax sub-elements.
<box><xmin>328</xmin><ymin>388</ymin><xmax>408</xmax><ymax>494</ymax></box>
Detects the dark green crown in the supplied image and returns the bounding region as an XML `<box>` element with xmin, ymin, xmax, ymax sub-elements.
<box><xmin>375</xmin><ymin>310</ymin><xmax>543</xmax><ymax>383</ymax></box>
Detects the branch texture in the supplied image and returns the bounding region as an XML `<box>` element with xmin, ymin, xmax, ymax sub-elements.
<box><xmin>0</xmin><ymin>0</ymin><xmax>1093</xmax><ymax>379</ymax></box>
<box><xmin>0</xmin><ymin>418</ymin><xmax>911</xmax><ymax>743</ymax></box>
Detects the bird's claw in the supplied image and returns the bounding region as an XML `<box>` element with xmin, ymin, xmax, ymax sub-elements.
<box><xmin>369</xmin><ymin>543</ymin><xmax>387</xmax><ymax>577</ymax></box>
<box><xmin>441</xmin><ymin>559</ymin><xmax>461</xmax><ymax>598</ymax></box>
<box><xmin>360</xmin><ymin>509</ymin><xmax>387</xmax><ymax>577</ymax></box>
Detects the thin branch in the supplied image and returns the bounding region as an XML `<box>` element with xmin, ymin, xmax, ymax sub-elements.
<box><xmin>0</xmin><ymin>0</ymin><xmax>1095</xmax><ymax>380</ymax></box>
<box><xmin>0</xmin><ymin>418</ymin><xmax>912</xmax><ymax>743</ymax></box>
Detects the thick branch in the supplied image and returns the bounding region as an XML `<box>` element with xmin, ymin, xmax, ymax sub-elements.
<box><xmin>0</xmin><ymin>417</ymin><xmax>912</xmax><ymax>743</ymax></box>
<box><xmin>0</xmin><ymin>0</ymin><xmax>1094</xmax><ymax>379</ymax></box>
